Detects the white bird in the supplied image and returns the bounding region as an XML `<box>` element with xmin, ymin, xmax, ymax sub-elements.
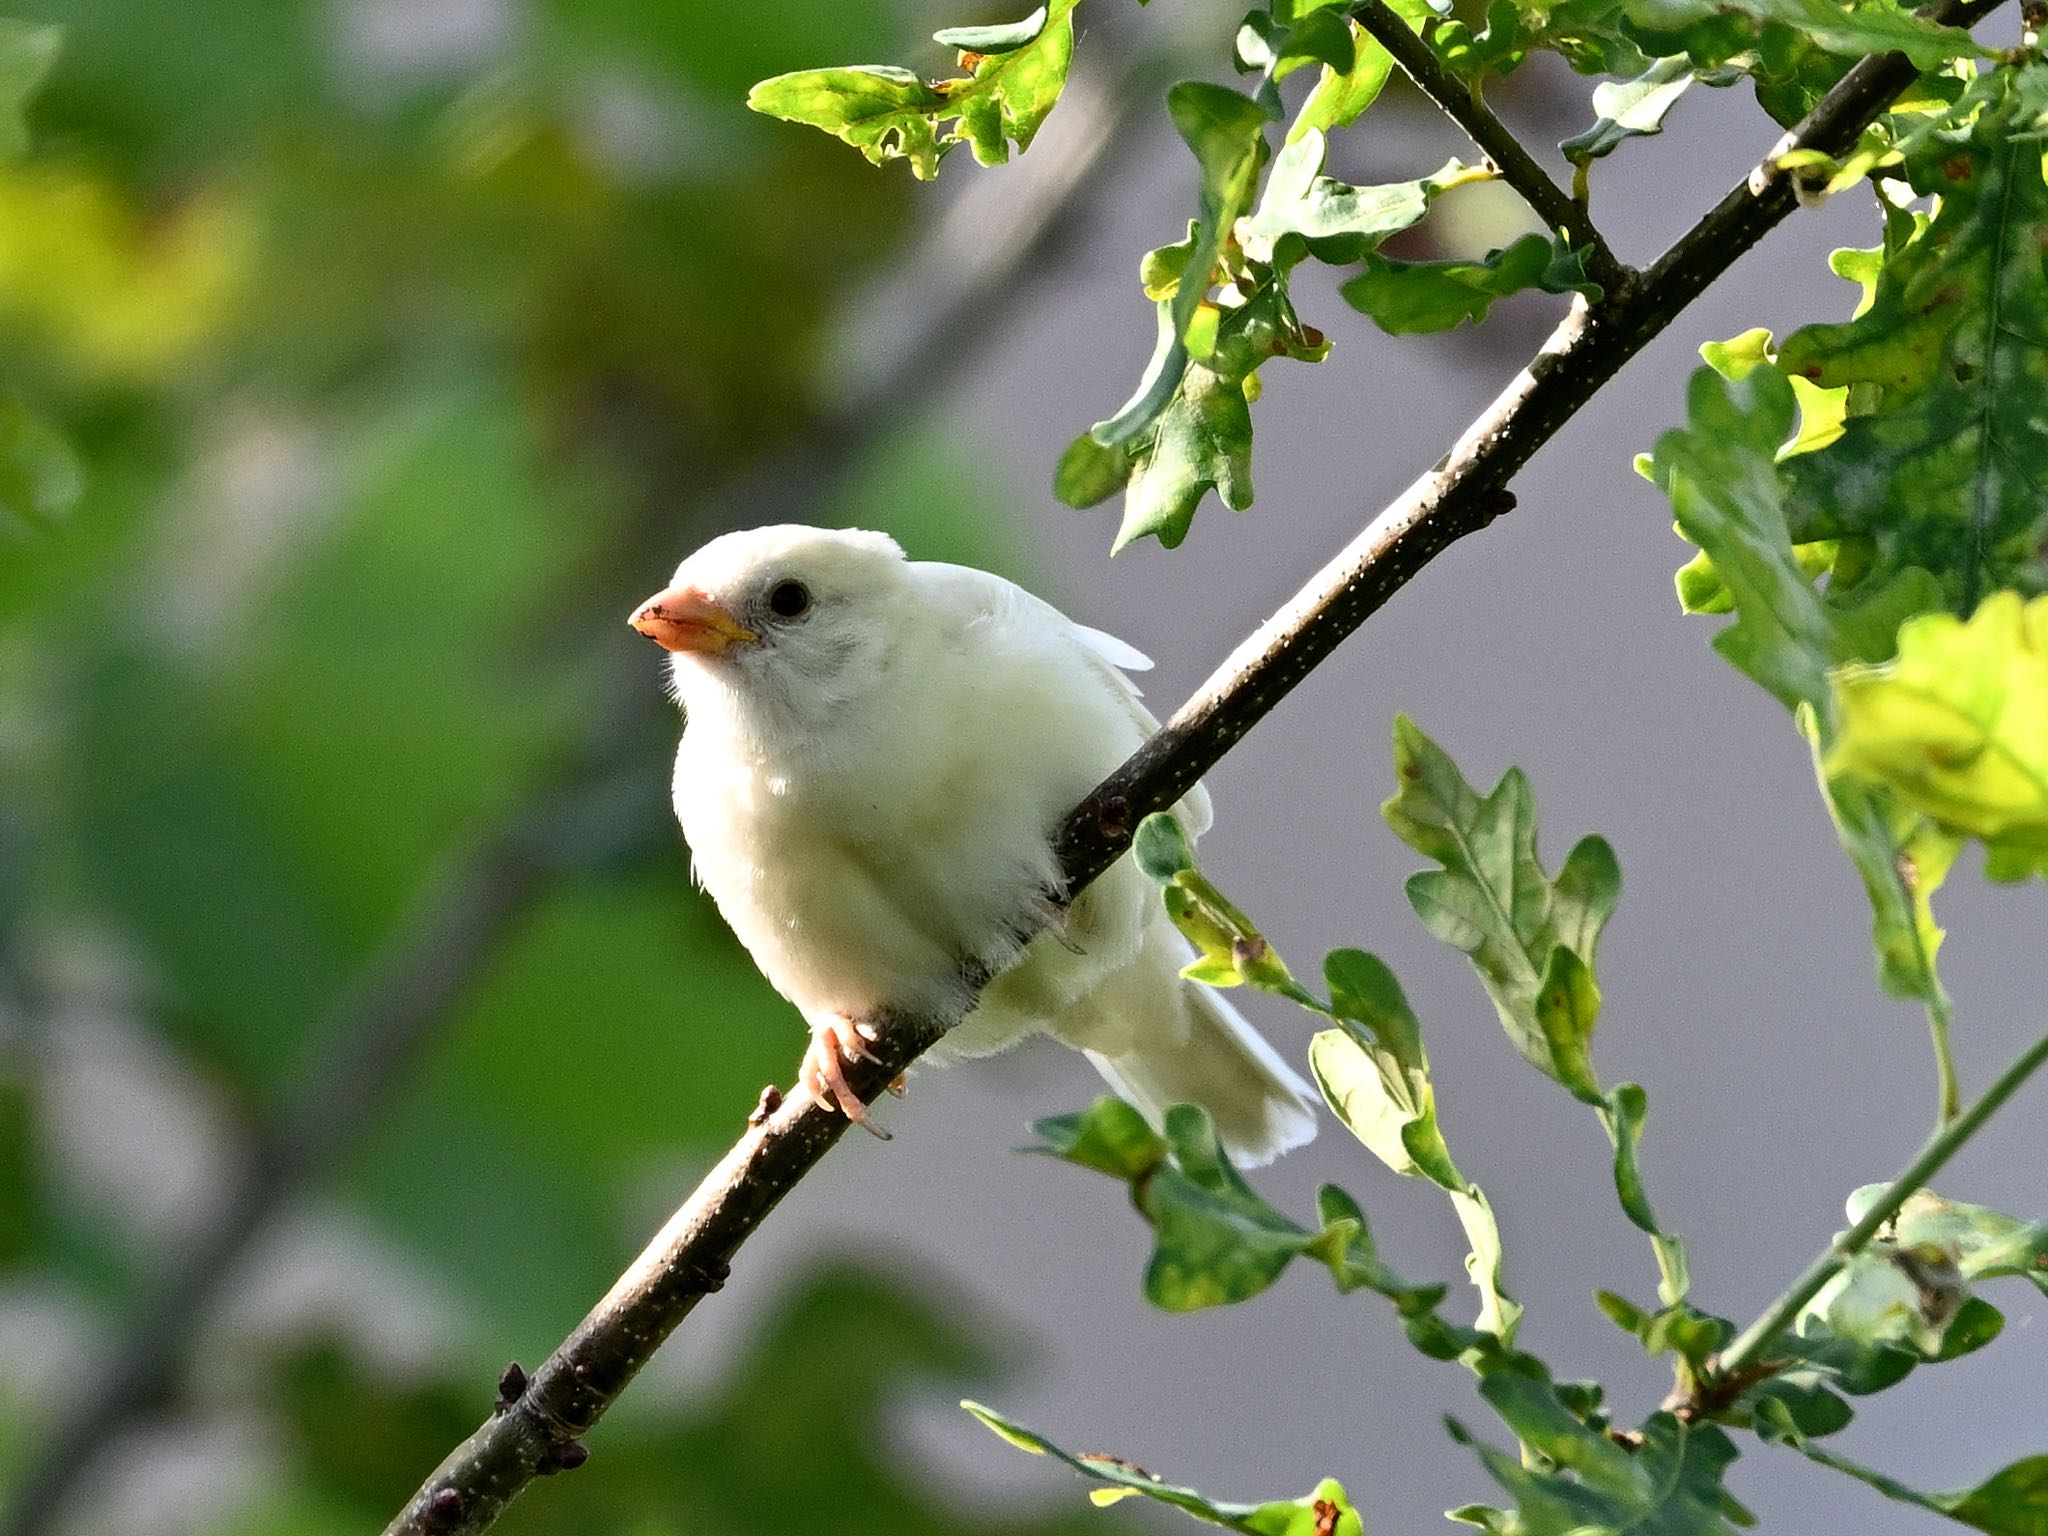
<box><xmin>629</xmin><ymin>524</ymin><xmax>1317</xmax><ymax>1166</ymax></box>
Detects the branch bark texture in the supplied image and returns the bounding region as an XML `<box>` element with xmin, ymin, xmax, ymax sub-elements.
<box><xmin>386</xmin><ymin>8</ymin><xmax>2003</xmax><ymax>1531</ymax></box>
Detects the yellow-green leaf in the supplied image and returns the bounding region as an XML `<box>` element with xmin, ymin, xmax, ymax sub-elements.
<box><xmin>1828</xmin><ymin>592</ymin><xmax>2048</xmax><ymax>880</ymax></box>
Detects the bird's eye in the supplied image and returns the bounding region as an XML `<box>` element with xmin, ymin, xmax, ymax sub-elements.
<box><xmin>767</xmin><ymin>579</ymin><xmax>811</xmax><ymax>619</ymax></box>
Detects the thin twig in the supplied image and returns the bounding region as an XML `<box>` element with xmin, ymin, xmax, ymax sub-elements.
<box><xmin>0</xmin><ymin>54</ymin><xmax>1158</xmax><ymax>1536</ymax></box>
<box><xmin>381</xmin><ymin>6</ymin><xmax>2005</xmax><ymax>1530</ymax></box>
<box><xmin>1348</xmin><ymin>0</ymin><xmax>1631</xmax><ymax>295</ymax></box>
<box><xmin>1706</xmin><ymin>1024</ymin><xmax>2048</xmax><ymax>1390</ymax></box>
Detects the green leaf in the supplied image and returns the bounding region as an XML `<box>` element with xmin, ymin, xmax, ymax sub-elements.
<box><xmin>1450</xmin><ymin>1183</ymin><xmax>1522</xmax><ymax>1345</ymax></box>
<box><xmin>1649</xmin><ymin>363</ymin><xmax>1943</xmax><ymax>711</ymax></box>
<box><xmin>933</xmin><ymin>6</ymin><xmax>1048</xmax><ymax>52</ymax></box>
<box><xmin>1598</xmin><ymin>1291</ymin><xmax>1732</xmax><ymax>1371</ymax></box>
<box><xmin>1108</xmin><ymin>325</ymin><xmax>1255</xmax><ymax>551</ymax></box>
<box><xmin>1311</xmin><ymin>949</ymin><xmax>1461</xmax><ymax>1187</ymax></box>
<box><xmin>1799</xmin><ymin>1241</ymin><xmax>1966</xmax><ymax>1358</ymax></box>
<box><xmin>1777</xmin><ymin>69</ymin><xmax>2048</xmax><ymax>611</ymax></box>
<box><xmin>964</xmin><ymin>1402</ymin><xmax>1365</xmax><ymax>1534</ymax></box>
<box><xmin>1075</xmin><ymin>261</ymin><xmax>1332</xmax><ymax>551</ymax></box>
<box><xmin>1881</xmin><ymin>1187</ymin><xmax>2048</xmax><ymax>1295</ymax></box>
<box><xmin>1132</xmin><ymin>809</ymin><xmax>1198</xmax><ymax>880</ymax></box>
<box><xmin>1130</xmin><ymin>813</ymin><xmax>1305</xmax><ymax>992</ymax></box>
<box><xmin>1075</xmin><ymin>106</ymin><xmax>1472</xmax><ymax>548</ymax></box>
<box><xmin>1028</xmin><ymin>1096</ymin><xmax>1523</xmax><ymax>1348</ymax></box>
<box><xmin>1317</xmin><ymin>1183</ymin><xmax>1531</xmax><ymax>1364</ymax></box>
<box><xmin>747</xmin><ymin>0</ymin><xmax>1078</xmax><ymax>179</ymax></box>
<box><xmin>1031</xmin><ymin>1100</ymin><xmax>1332</xmax><ymax>1310</ymax></box>
<box><xmin>1658</xmin><ymin>344</ymin><xmax>1962</xmax><ymax>1008</ymax></box>
<box><xmin>0</xmin><ymin>394</ymin><xmax>83</xmax><ymax>534</ymax></box>
<box><xmin>1311</xmin><ymin>1184</ymin><xmax>1466</xmax><ymax>1345</ymax></box>
<box><xmin>1342</xmin><ymin>233</ymin><xmax>1599</xmax><ymax>334</ymax></box>
<box><xmin>1747</xmin><ymin>1375</ymin><xmax>1857</xmax><ymax>1439</ymax></box>
<box><xmin>0</xmin><ymin>20</ymin><xmax>59</xmax><ymax>161</ymax></box>
<box><xmin>1429</xmin><ymin>0</ymin><xmax>1653</xmax><ymax>85</ymax></box>
<box><xmin>1051</xmin><ymin>429</ymin><xmax>1132</xmax><ymax>509</ymax></box>
<box><xmin>1287</xmin><ymin>22</ymin><xmax>1394</xmax><ymax>143</ymax></box>
<box><xmin>1382</xmin><ymin>715</ymin><xmax>1620</xmax><ymax>1089</ymax></box>
<box><xmin>1807</xmin><ymin>725</ymin><xmax>1959</xmax><ymax>1008</ymax></box>
<box><xmin>1451</xmin><ymin>1410</ymin><xmax>1747</xmax><ymax>1535</ymax></box>
<box><xmin>1142</xmin><ymin>1105</ymin><xmax>1322</xmax><ymax>1310</ymax></box>
<box><xmin>1933</xmin><ymin>1457</ymin><xmax>2048</xmax><ymax>1535</ymax></box>
<box><xmin>1777</xmin><ymin>1183</ymin><xmax>2029</xmax><ymax>1387</ymax></box>
<box><xmin>1029</xmin><ymin>1095</ymin><xmax>1167</xmax><ymax>1180</ymax></box>
<box><xmin>1121</xmin><ymin>833</ymin><xmax>1520</xmax><ymax>1340</ymax></box>
<box><xmin>1238</xmin><ymin>8</ymin><xmax>1358</xmax><ymax>82</ymax></box>
<box><xmin>1534</xmin><ymin>947</ymin><xmax>1603</xmax><ymax>1103</ymax></box>
<box><xmin>1828</xmin><ymin>593</ymin><xmax>2048</xmax><ymax>881</ymax></box>
<box><xmin>1608</xmin><ymin>1082</ymin><xmax>1690</xmax><ymax>1304</ymax></box>
<box><xmin>1652</xmin><ymin>365</ymin><xmax>1833</xmax><ymax>708</ymax></box>
<box><xmin>1480</xmin><ymin>1373</ymin><xmax>1654</xmax><ymax>1503</ymax></box>
<box><xmin>1070</xmin><ymin>83</ymin><xmax>1294</xmax><ymax>550</ymax></box>
<box><xmin>1383</xmin><ymin>720</ymin><xmax>1690</xmax><ymax>1303</ymax></box>
<box><xmin>747</xmin><ymin>66</ymin><xmax>948</xmax><ymax>178</ymax></box>
<box><xmin>1089</xmin><ymin>82</ymin><xmax>1269</xmax><ymax>451</ymax></box>
<box><xmin>1562</xmin><ymin>55</ymin><xmax>1711</xmax><ymax>163</ymax></box>
<box><xmin>1759</xmin><ymin>1419</ymin><xmax>2048</xmax><ymax>1536</ymax></box>
<box><xmin>1624</xmin><ymin>0</ymin><xmax>1978</xmax><ymax>67</ymax></box>
<box><xmin>1238</xmin><ymin>135</ymin><xmax>1479</xmax><ymax>265</ymax></box>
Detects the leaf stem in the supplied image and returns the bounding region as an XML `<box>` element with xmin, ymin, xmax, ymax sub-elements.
<box><xmin>1928</xmin><ymin>1000</ymin><xmax>1961</xmax><ymax>1124</ymax></box>
<box><xmin>1595</xmin><ymin>1097</ymin><xmax>1689</xmax><ymax>1306</ymax></box>
<box><xmin>1776</xmin><ymin>1433</ymin><xmax>1952</xmax><ymax>1515</ymax></box>
<box><xmin>1713</xmin><ymin>1024</ymin><xmax>2048</xmax><ymax>1383</ymax></box>
<box><xmin>1347</xmin><ymin>0</ymin><xmax>1631</xmax><ymax>296</ymax></box>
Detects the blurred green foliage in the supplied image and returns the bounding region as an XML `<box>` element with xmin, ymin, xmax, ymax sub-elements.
<box><xmin>235</xmin><ymin>1264</ymin><xmax>1116</xmax><ymax>1536</ymax></box>
<box><xmin>0</xmin><ymin>1</ymin><xmax>1082</xmax><ymax>1531</ymax></box>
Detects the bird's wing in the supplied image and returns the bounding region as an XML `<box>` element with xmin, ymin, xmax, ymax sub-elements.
<box><xmin>909</xmin><ymin>561</ymin><xmax>1213</xmax><ymax>838</ymax></box>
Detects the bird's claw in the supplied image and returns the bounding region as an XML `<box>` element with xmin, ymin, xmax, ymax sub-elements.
<box><xmin>800</xmin><ymin>1014</ymin><xmax>895</xmax><ymax>1139</ymax></box>
<box><xmin>1033</xmin><ymin>895</ymin><xmax>1086</xmax><ymax>955</ymax></box>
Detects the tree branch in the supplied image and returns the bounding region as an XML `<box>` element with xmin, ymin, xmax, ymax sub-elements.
<box><xmin>382</xmin><ymin>6</ymin><xmax>2005</xmax><ymax>1531</ymax></box>
<box><xmin>0</xmin><ymin>54</ymin><xmax>1159</xmax><ymax>1536</ymax></box>
<box><xmin>1348</xmin><ymin>0</ymin><xmax>1631</xmax><ymax>296</ymax></box>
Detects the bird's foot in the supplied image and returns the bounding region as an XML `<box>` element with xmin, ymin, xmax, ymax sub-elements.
<box><xmin>799</xmin><ymin>1014</ymin><xmax>895</xmax><ymax>1140</ymax></box>
<box><xmin>1032</xmin><ymin>895</ymin><xmax>1086</xmax><ymax>955</ymax></box>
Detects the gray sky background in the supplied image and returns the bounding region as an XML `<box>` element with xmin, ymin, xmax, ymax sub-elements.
<box><xmin>651</xmin><ymin>42</ymin><xmax>2048</xmax><ymax>1536</ymax></box>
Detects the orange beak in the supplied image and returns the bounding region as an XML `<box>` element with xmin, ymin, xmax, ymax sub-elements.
<box><xmin>628</xmin><ymin>586</ymin><xmax>759</xmax><ymax>655</ymax></box>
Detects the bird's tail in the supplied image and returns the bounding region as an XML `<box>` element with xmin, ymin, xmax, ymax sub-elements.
<box><xmin>1070</xmin><ymin>928</ymin><xmax>1318</xmax><ymax>1168</ymax></box>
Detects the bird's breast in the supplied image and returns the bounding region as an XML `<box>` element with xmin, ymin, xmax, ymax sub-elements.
<box><xmin>672</xmin><ymin>738</ymin><xmax>1014</xmax><ymax>1022</ymax></box>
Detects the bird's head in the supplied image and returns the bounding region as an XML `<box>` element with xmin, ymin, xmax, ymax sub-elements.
<box><xmin>629</xmin><ymin>524</ymin><xmax>910</xmax><ymax>735</ymax></box>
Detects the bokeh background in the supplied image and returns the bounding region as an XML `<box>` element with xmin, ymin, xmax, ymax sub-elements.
<box><xmin>0</xmin><ymin>2</ymin><xmax>2042</xmax><ymax>1534</ymax></box>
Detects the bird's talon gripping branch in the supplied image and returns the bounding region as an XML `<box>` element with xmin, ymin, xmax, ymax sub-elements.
<box><xmin>800</xmin><ymin>1014</ymin><xmax>894</xmax><ymax>1138</ymax></box>
<box><xmin>1033</xmin><ymin>895</ymin><xmax>1086</xmax><ymax>955</ymax></box>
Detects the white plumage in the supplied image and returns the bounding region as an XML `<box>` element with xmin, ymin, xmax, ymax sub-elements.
<box><xmin>630</xmin><ymin>524</ymin><xmax>1316</xmax><ymax>1166</ymax></box>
